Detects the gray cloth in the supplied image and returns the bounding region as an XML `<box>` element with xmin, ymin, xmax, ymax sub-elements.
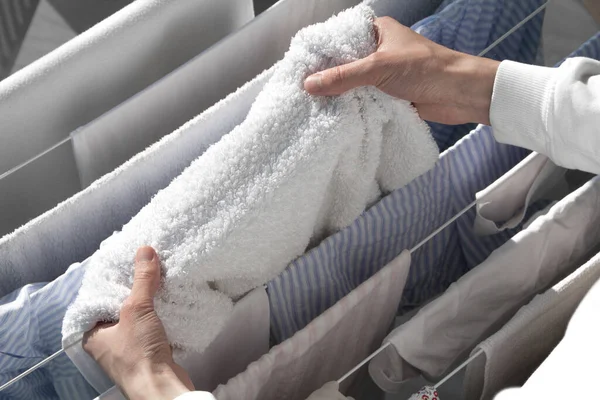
<box><xmin>474</xmin><ymin>152</ymin><xmax>568</xmax><ymax>236</ymax></box>
<box><xmin>213</xmin><ymin>252</ymin><xmax>411</xmax><ymax>400</ymax></box>
<box><xmin>0</xmin><ymin>71</ymin><xmax>268</xmax><ymax>298</ymax></box>
<box><xmin>0</xmin><ymin>0</ymin><xmax>253</xmax><ymax>236</ymax></box>
<box><xmin>494</xmin><ymin>272</ymin><xmax>600</xmax><ymax>399</ymax></box>
<box><xmin>71</xmin><ymin>0</ymin><xmax>445</xmax><ymax>187</ymax></box>
<box><xmin>71</xmin><ymin>0</ymin><xmax>364</xmax><ymax>187</ymax></box>
<box><xmin>370</xmin><ymin>176</ymin><xmax>600</xmax><ymax>389</ymax></box>
<box><xmin>464</xmin><ymin>250</ymin><xmax>600</xmax><ymax>400</ymax></box>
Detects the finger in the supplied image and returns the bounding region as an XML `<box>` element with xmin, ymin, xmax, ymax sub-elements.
<box><xmin>373</xmin><ymin>16</ymin><xmax>395</xmax><ymax>46</ymax></box>
<box><xmin>129</xmin><ymin>246</ymin><xmax>161</xmax><ymax>305</ymax></box>
<box><xmin>304</xmin><ymin>55</ymin><xmax>377</xmax><ymax>96</ymax></box>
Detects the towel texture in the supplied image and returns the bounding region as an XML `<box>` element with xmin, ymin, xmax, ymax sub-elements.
<box><xmin>62</xmin><ymin>4</ymin><xmax>438</xmax><ymax>354</ymax></box>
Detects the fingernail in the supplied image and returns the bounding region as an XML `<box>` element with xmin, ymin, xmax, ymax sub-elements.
<box><xmin>136</xmin><ymin>246</ymin><xmax>155</xmax><ymax>262</ymax></box>
<box><xmin>304</xmin><ymin>73</ymin><xmax>322</xmax><ymax>93</ymax></box>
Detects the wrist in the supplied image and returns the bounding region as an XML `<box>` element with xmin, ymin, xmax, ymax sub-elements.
<box><xmin>120</xmin><ymin>362</ymin><xmax>191</xmax><ymax>400</ymax></box>
<box><xmin>447</xmin><ymin>53</ymin><xmax>500</xmax><ymax>125</ymax></box>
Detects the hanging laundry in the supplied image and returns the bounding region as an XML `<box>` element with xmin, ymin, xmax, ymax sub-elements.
<box><xmin>268</xmin><ymin>26</ymin><xmax>600</xmax><ymax>345</ymax></box>
<box><xmin>62</xmin><ymin>4</ymin><xmax>438</xmax><ymax>357</ymax></box>
<box><xmin>0</xmin><ymin>1</ymin><xmax>442</xmax><ymax>397</ymax></box>
<box><xmin>473</xmin><ymin>152</ymin><xmax>568</xmax><ymax>236</ymax></box>
<box><xmin>70</xmin><ymin>0</ymin><xmax>365</xmax><ymax>188</ymax></box>
<box><xmin>0</xmin><ymin>0</ymin><xmax>253</xmax><ymax>177</ymax></box>
<box><xmin>212</xmin><ymin>252</ymin><xmax>411</xmax><ymax>400</ymax></box>
<box><xmin>269</xmin><ymin>122</ymin><xmax>531</xmax><ymax>342</ymax></box>
<box><xmin>413</xmin><ymin>0</ymin><xmax>546</xmax><ymax>150</ymax></box>
<box><xmin>0</xmin><ymin>0</ymin><xmax>254</xmax><ymax>237</ymax></box>
<box><xmin>370</xmin><ymin>176</ymin><xmax>600</xmax><ymax>390</ymax></box>
<box><xmin>365</xmin><ymin>151</ymin><xmax>567</xmax><ymax>394</ymax></box>
<box><xmin>494</xmin><ymin>274</ymin><xmax>600</xmax><ymax>399</ymax></box>
<box><xmin>368</xmin><ymin>342</ymin><xmax>421</xmax><ymax>393</ymax></box>
<box><xmin>0</xmin><ymin>263</ymin><xmax>97</xmax><ymax>400</ymax></box>
<box><xmin>0</xmin><ymin>66</ymin><xmax>270</xmax><ymax>400</ymax></box>
<box><xmin>0</xmin><ymin>0</ymin><xmax>440</xmax><ymax>299</ymax></box>
<box><xmin>69</xmin><ymin>0</ymin><xmax>445</xmax><ymax>188</ymax></box>
<box><xmin>0</xmin><ymin>257</ymin><xmax>270</xmax><ymax>400</ymax></box>
<box><xmin>86</xmin><ymin>288</ymin><xmax>270</xmax><ymax>400</ymax></box>
<box><xmin>0</xmin><ymin>70</ymin><xmax>269</xmax><ymax>300</ymax></box>
<box><xmin>463</xmin><ymin>246</ymin><xmax>600</xmax><ymax>400</ymax></box>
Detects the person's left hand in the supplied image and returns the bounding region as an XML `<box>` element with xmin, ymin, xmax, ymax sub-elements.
<box><xmin>83</xmin><ymin>246</ymin><xmax>194</xmax><ymax>400</ymax></box>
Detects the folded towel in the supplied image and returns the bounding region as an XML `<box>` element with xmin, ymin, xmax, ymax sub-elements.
<box><xmin>62</xmin><ymin>4</ymin><xmax>438</xmax><ymax>355</ymax></box>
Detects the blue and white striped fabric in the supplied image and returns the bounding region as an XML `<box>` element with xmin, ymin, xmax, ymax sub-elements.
<box><xmin>413</xmin><ymin>0</ymin><xmax>545</xmax><ymax>151</ymax></box>
<box><xmin>0</xmin><ymin>262</ymin><xmax>97</xmax><ymax>400</ymax></box>
<box><xmin>267</xmin><ymin>32</ymin><xmax>600</xmax><ymax>343</ymax></box>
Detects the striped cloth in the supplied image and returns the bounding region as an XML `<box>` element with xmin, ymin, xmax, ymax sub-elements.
<box><xmin>0</xmin><ymin>261</ymin><xmax>97</xmax><ymax>399</ymax></box>
<box><xmin>413</xmin><ymin>0</ymin><xmax>546</xmax><ymax>151</ymax></box>
<box><xmin>213</xmin><ymin>252</ymin><xmax>411</xmax><ymax>400</ymax></box>
<box><xmin>267</xmin><ymin>31</ymin><xmax>600</xmax><ymax>343</ymax></box>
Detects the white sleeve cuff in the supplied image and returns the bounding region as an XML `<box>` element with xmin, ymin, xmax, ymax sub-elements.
<box><xmin>489</xmin><ymin>60</ymin><xmax>558</xmax><ymax>154</ymax></box>
<box><xmin>173</xmin><ymin>391</ymin><xmax>216</xmax><ymax>400</ymax></box>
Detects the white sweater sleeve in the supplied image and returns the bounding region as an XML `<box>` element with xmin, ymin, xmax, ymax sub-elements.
<box><xmin>490</xmin><ymin>57</ymin><xmax>600</xmax><ymax>174</ymax></box>
<box><xmin>173</xmin><ymin>391</ymin><xmax>216</xmax><ymax>400</ymax></box>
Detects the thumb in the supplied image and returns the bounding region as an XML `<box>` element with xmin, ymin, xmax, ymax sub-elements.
<box><xmin>304</xmin><ymin>55</ymin><xmax>377</xmax><ymax>96</ymax></box>
<box><xmin>129</xmin><ymin>246</ymin><xmax>161</xmax><ymax>306</ymax></box>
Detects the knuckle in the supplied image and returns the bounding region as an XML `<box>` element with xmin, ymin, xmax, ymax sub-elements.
<box><xmin>364</xmin><ymin>53</ymin><xmax>385</xmax><ymax>86</ymax></box>
<box><xmin>121</xmin><ymin>298</ymin><xmax>150</xmax><ymax>317</ymax></box>
<box><xmin>375</xmin><ymin>16</ymin><xmax>394</xmax><ymax>34</ymax></box>
<box><xmin>120</xmin><ymin>299</ymin><xmax>136</xmax><ymax>315</ymax></box>
<box><xmin>369</xmin><ymin>51</ymin><xmax>386</xmax><ymax>65</ymax></box>
<box><xmin>134</xmin><ymin>267</ymin><xmax>153</xmax><ymax>282</ymax></box>
<box><xmin>377</xmin><ymin>16</ymin><xmax>394</xmax><ymax>25</ymax></box>
<box><xmin>330</xmin><ymin>66</ymin><xmax>345</xmax><ymax>84</ymax></box>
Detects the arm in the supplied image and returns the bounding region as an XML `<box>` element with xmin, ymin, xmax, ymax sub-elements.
<box><xmin>305</xmin><ymin>17</ymin><xmax>600</xmax><ymax>175</ymax></box>
<box><xmin>491</xmin><ymin>58</ymin><xmax>600</xmax><ymax>174</ymax></box>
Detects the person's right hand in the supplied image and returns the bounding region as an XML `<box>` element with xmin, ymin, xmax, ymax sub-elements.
<box><xmin>304</xmin><ymin>17</ymin><xmax>500</xmax><ymax>126</ymax></box>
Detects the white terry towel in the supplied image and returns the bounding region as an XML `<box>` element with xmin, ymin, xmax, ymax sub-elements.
<box><xmin>62</xmin><ymin>4</ymin><xmax>438</xmax><ymax>355</ymax></box>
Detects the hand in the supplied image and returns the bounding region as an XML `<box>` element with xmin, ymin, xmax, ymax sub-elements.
<box><xmin>304</xmin><ymin>17</ymin><xmax>500</xmax><ymax>125</ymax></box>
<box><xmin>83</xmin><ymin>246</ymin><xmax>194</xmax><ymax>400</ymax></box>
